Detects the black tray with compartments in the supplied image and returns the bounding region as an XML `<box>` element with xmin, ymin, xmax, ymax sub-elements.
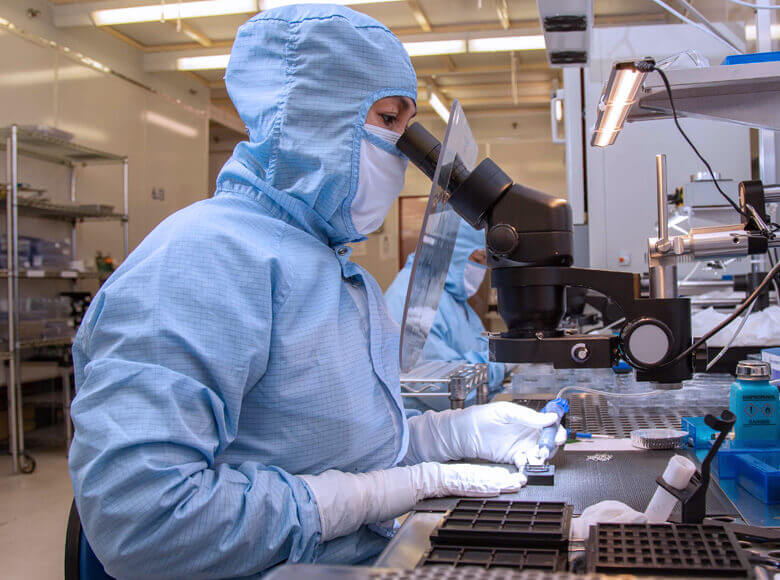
<box><xmin>586</xmin><ymin>522</ymin><xmax>752</xmax><ymax>577</ymax></box>
<box><xmin>429</xmin><ymin>499</ymin><xmax>572</xmax><ymax>550</ymax></box>
<box><xmin>418</xmin><ymin>546</ymin><xmax>566</xmax><ymax>571</ymax></box>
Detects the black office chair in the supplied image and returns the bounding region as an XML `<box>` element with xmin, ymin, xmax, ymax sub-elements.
<box><xmin>65</xmin><ymin>499</ymin><xmax>113</xmax><ymax>580</ymax></box>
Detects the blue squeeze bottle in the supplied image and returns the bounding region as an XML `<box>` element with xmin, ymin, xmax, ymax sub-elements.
<box><xmin>539</xmin><ymin>397</ymin><xmax>569</xmax><ymax>461</ymax></box>
<box><xmin>730</xmin><ymin>360</ymin><xmax>779</xmax><ymax>441</ymax></box>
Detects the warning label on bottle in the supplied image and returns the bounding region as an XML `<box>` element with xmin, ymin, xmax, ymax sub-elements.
<box><xmin>743</xmin><ymin>394</ymin><xmax>775</xmax><ymax>401</ymax></box>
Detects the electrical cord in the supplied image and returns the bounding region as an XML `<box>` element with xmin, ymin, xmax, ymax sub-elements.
<box><xmin>634</xmin><ymin>59</ymin><xmax>780</xmax><ymax>370</ymax></box>
<box><xmin>663</xmin><ymin>260</ymin><xmax>780</xmax><ymax>368</ymax></box>
<box><xmin>650</xmin><ymin>0</ymin><xmax>745</xmax><ymax>52</ymax></box>
<box><xmin>556</xmin><ymin>385</ymin><xmax>662</xmax><ymax>400</ymax></box>
<box><xmin>637</xmin><ymin>61</ymin><xmax>750</xmax><ymax>219</ymax></box>
<box><xmin>767</xmin><ymin>249</ymin><xmax>780</xmax><ymax>305</ymax></box>
<box><xmin>706</xmin><ymin>297</ymin><xmax>758</xmax><ymax>371</ymax></box>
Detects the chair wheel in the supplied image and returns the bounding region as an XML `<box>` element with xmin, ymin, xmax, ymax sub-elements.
<box><xmin>19</xmin><ymin>452</ymin><xmax>36</xmax><ymax>474</ymax></box>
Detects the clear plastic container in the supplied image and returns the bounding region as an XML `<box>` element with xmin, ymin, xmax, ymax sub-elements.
<box><xmin>511</xmin><ymin>363</ymin><xmax>556</xmax><ymax>396</ymax></box>
<box><xmin>0</xmin><ymin>236</ymin><xmax>72</xmax><ymax>269</ymax></box>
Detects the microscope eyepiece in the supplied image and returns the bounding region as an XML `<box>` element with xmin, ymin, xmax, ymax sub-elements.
<box><xmin>397</xmin><ymin>123</ymin><xmax>441</xmax><ymax>181</ymax></box>
<box><xmin>398</xmin><ymin>123</ymin><xmax>512</xmax><ymax>229</ymax></box>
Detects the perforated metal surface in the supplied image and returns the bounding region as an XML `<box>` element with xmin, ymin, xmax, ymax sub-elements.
<box><xmin>514</xmin><ymin>395</ymin><xmax>728</xmax><ymax>438</ymax></box>
<box><xmin>566</xmin><ymin>395</ymin><xmax>727</xmax><ymax>438</ymax></box>
<box><xmin>587</xmin><ymin>523</ymin><xmax>751</xmax><ymax>577</ymax></box>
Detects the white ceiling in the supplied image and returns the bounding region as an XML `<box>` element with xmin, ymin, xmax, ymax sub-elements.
<box><xmin>47</xmin><ymin>1</ymin><xmax>758</xmax><ymax>123</ymax></box>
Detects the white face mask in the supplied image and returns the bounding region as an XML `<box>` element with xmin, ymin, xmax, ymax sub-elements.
<box><xmin>463</xmin><ymin>260</ymin><xmax>487</xmax><ymax>298</ymax></box>
<box><xmin>350</xmin><ymin>123</ymin><xmax>408</xmax><ymax>235</ymax></box>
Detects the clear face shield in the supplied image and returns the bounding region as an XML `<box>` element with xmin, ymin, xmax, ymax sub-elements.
<box><xmin>399</xmin><ymin>100</ymin><xmax>478</xmax><ymax>372</ymax></box>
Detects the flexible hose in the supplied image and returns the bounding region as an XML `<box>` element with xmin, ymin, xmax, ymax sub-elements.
<box><xmin>706</xmin><ymin>298</ymin><xmax>758</xmax><ymax>371</ymax></box>
<box><xmin>556</xmin><ymin>385</ymin><xmax>663</xmax><ymax>400</ymax></box>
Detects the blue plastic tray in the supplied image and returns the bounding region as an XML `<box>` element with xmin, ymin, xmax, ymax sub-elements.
<box><xmin>733</xmin><ymin>452</ymin><xmax>780</xmax><ymax>504</ymax></box>
<box><xmin>681</xmin><ymin>417</ymin><xmax>718</xmax><ymax>449</ymax></box>
<box><xmin>722</xmin><ymin>51</ymin><xmax>780</xmax><ymax>65</ymax></box>
<box><xmin>716</xmin><ymin>440</ymin><xmax>779</xmax><ymax>479</ymax></box>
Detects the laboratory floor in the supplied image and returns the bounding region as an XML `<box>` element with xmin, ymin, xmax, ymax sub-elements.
<box><xmin>0</xmin><ymin>447</ymin><xmax>73</xmax><ymax>579</ymax></box>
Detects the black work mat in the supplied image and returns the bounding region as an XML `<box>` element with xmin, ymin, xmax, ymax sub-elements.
<box><xmin>413</xmin><ymin>451</ymin><xmax>739</xmax><ymax>517</ymax></box>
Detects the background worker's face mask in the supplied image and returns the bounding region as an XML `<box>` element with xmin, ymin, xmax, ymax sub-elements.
<box><xmin>351</xmin><ymin>123</ymin><xmax>408</xmax><ymax>235</ymax></box>
<box><xmin>463</xmin><ymin>260</ymin><xmax>487</xmax><ymax>298</ymax></box>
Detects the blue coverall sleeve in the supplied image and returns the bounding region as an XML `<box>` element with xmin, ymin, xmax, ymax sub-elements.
<box><xmin>68</xmin><ymin>224</ymin><xmax>322</xmax><ymax>579</ymax></box>
<box><xmin>425</xmin><ymin>320</ymin><xmax>506</xmax><ymax>390</ymax></box>
<box><xmin>462</xmin><ymin>349</ymin><xmax>507</xmax><ymax>389</ymax></box>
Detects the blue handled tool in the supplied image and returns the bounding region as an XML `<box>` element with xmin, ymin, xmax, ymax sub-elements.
<box><xmin>539</xmin><ymin>397</ymin><xmax>569</xmax><ymax>462</ymax></box>
<box><xmin>566</xmin><ymin>430</ymin><xmax>614</xmax><ymax>440</ymax></box>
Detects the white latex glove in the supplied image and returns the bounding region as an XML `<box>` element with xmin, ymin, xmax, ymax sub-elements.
<box><xmin>570</xmin><ymin>500</ymin><xmax>648</xmax><ymax>540</ymax></box>
<box><xmin>301</xmin><ymin>462</ymin><xmax>525</xmax><ymax>542</ymax></box>
<box><xmin>403</xmin><ymin>401</ymin><xmax>567</xmax><ymax>469</ymax></box>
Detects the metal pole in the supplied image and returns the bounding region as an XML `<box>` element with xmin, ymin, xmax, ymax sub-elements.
<box><xmin>6</xmin><ymin>127</ymin><xmax>19</xmax><ymax>472</ymax></box>
<box><xmin>61</xmin><ymin>368</ymin><xmax>72</xmax><ymax>450</ymax></box>
<box><xmin>476</xmin><ymin>383</ymin><xmax>489</xmax><ymax>405</ymax></box>
<box><xmin>756</xmin><ymin>8</ymin><xmax>776</xmax><ymax>280</ymax></box>
<box><xmin>656</xmin><ymin>154</ymin><xmax>669</xmax><ymax>242</ymax></box>
<box><xmin>10</xmin><ymin>127</ymin><xmax>23</xmax><ymax>465</ymax></box>
<box><xmin>4</xmin><ymin>131</ymin><xmax>17</xmax><ymax>471</ymax></box>
<box><xmin>650</xmin><ymin>154</ymin><xmax>678</xmax><ymax>299</ymax></box>
<box><xmin>757</xmin><ymin>9</ymin><xmax>777</xmax><ymax>186</ymax></box>
<box><xmin>122</xmin><ymin>159</ymin><xmax>129</xmax><ymax>258</ymax></box>
<box><xmin>649</xmin><ymin>154</ymin><xmax>681</xmax><ymax>391</ymax></box>
<box><xmin>69</xmin><ymin>165</ymin><xmax>76</xmax><ymax>203</ymax></box>
<box><xmin>764</xmin><ymin>184</ymin><xmax>780</xmax><ymax>203</ymax></box>
<box><xmin>69</xmin><ymin>165</ymin><xmax>77</xmax><ymax>261</ymax></box>
<box><xmin>449</xmin><ymin>375</ymin><xmax>466</xmax><ymax>410</ymax></box>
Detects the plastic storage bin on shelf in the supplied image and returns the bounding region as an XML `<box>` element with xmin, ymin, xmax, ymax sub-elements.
<box><xmin>0</xmin><ymin>236</ymin><xmax>72</xmax><ymax>269</ymax></box>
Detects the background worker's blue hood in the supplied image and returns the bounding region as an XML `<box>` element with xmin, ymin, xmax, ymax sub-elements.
<box><xmin>216</xmin><ymin>4</ymin><xmax>417</xmax><ymax>246</ymax></box>
<box><xmin>444</xmin><ymin>221</ymin><xmax>486</xmax><ymax>300</ymax></box>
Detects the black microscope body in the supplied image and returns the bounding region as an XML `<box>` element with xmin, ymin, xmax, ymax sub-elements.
<box><xmin>397</xmin><ymin>123</ymin><xmax>693</xmax><ymax>384</ymax></box>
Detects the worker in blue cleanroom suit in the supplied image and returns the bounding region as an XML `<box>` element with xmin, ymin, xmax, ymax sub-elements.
<box><xmin>385</xmin><ymin>220</ymin><xmax>506</xmax><ymax>410</ymax></box>
<box><xmin>68</xmin><ymin>5</ymin><xmax>564</xmax><ymax>579</ymax></box>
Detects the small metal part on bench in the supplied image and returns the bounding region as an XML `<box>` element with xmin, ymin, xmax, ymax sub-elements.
<box><xmin>523</xmin><ymin>464</ymin><xmax>555</xmax><ymax>486</ymax></box>
<box><xmin>630</xmin><ymin>428</ymin><xmax>688</xmax><ymax>450</ymax></box>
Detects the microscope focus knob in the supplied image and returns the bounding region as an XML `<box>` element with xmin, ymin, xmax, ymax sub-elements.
<box><xmin>487</xmin><ymin>224</ymin><xmax>519</xmax><ymax>256</ymax></box>
<box><xmin>571</xmin><ymin>342</ymin><xmax>590</xmax><ymax>364</ymax></box>
<box><xmin>620</xmin><ymin>318</ymin><xmax>674</xmax><ymax>368</ymax></box>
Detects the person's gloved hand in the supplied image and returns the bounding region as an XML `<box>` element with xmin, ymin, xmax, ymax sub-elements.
<box><xmin>301</xmin><ymin>462</ymin><xmax>525</xmax><ymax>542</ymax></box>
<box><xmin>569</xmin><ymin>500</ymin><xmax>648</xmax><ymax>540</ymax></box>
<box><xmin>403</xmin><ymin>401</ymin><xmax>567</xmax><ymax>469</ymax></box>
